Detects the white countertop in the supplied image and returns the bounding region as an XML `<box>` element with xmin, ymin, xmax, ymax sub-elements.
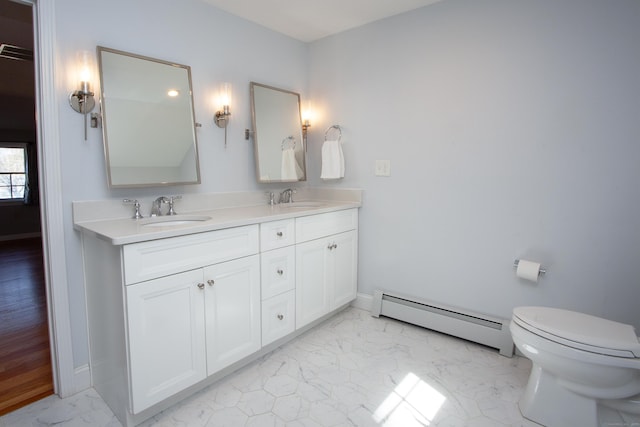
<box><xmin>74</xmin><ymin>200</ymin><xmax>361</xmax><ymax>245</ymax></box>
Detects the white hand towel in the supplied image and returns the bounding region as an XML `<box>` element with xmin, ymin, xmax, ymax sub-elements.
<box><xmin>281</xmin><ymin>148</ymin><xmax>302</xmax><ymax>181</ymax></box>
<box><xmin>320</xmin><ymin>139</ymin><xmax>345</xmax><ymax>180</ymax></box>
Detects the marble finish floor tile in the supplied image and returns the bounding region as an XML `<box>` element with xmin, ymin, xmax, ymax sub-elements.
<box><xmin>2</xmin><ymin>307</ymin><xmax>545</xmax><ymax>426</ymax></box>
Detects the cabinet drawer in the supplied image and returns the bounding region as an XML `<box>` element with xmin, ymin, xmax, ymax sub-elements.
<box><xmin>123</xmin><ymin>225</ymin><xmax>259</xmax><ymax>284</ymax></box>
<box><xmin>261</xmin><ymin>290</ymin><xmax>295</xmax><ymax>346</ymax></box>
<box><xmin>295</xmin><ymin>209</ymin><xmax>358</xmax><ymax>243</ymax></box>
<box><xmin>261</xmin><ymin>246</ymin><xmax>295</xmax><ymax>300</ymax></box>
<box><xmin>260</xmin><ymin>219</ymin><xmax>295</xmax><ymax>251</ymax></box>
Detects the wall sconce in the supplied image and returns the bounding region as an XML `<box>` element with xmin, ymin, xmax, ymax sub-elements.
<box><xmin>214</xmin><ymin>82</ymin><xmax>232</xmax><ymax>148</ymax></box>
<box><xmin>68</xmin><ymin>50</ymin><xmax>96</xmax><ymax>141</ymax></box>
<box><xmin>301</xmin><ymin>101</ymin><xmax>313</xmax><ymax>148</ymax></box>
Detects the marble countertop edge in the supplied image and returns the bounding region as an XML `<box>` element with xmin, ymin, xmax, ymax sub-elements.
<box><xmin>74</xmin><ymin>200</ymin><xmax>361</xmax><ymax>246</ymax></box>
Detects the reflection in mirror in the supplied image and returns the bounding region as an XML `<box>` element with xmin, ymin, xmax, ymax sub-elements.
<box><xmin>250</xmin><ymin>82</ymin><xmax>306</xmax><ymax>183</ymax></box>
<box><xmin>97</xmin><ymin>46</ymin><xmax>201</xmax><ymax>188</ymax></box>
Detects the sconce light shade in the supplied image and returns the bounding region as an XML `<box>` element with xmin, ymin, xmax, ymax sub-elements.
<box><xmin>69</xmin><ymin>50</ymin><xmax>96</xmax><ymax>140</ymax></box>
<box><xmin>215</xmin><ymin>82</ymin><xmax>232</xmax><ymax>129</ymax></box>
<box><xmin>301</xmin><ymin>100</ymin><xmax>312</xmax><ymax>145</ymax></box>
<box><xmin>220</xmin><ymin>82</ymin><xmax>232</xmax><ymax>108</ymax></box>
<box><xmin>215</xmin><ymin>82</ymin><xmax>232</xmax><ymax>148</ymax></box>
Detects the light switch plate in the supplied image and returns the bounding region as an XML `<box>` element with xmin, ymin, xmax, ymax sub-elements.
<box><xmin>375</xmin><ymin>160</ymin><xmax>391</xmax><ymax>177</ymax></box>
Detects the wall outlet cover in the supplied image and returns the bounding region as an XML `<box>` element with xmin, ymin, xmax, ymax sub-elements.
<box><xmin>375</xmin><ymin>160</ymin><xmax>391</xmax><ymax>177</ymax></box>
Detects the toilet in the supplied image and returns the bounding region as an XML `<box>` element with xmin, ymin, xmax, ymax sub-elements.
<box><xmin>510</xmin><ymin>306</ymin><xmax>640</xmax><ymax>427</ymax></box>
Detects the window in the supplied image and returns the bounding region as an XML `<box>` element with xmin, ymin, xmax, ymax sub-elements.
<box><xmin>0</xmin><ymin>146</ymin><xmax>27</xmax><ymax>200</ymax></box>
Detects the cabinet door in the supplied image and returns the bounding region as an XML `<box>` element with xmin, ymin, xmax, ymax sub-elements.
<box><xmin>296</xmin><ymin>238</ymin><xmax>331</xmax><ymax>329</ymax></box>
<box><xmin>296</xmin><ymin>230</ymin><xmax>358</xmax><ymax>329</ymax></box>
<box><xmin>331</xmin><ymin>230</ymin><xmax>358</xmax><ymax>310</ymax></box>
<box><xmin>204</xmin><ymin>255</ymin><xmax>261</xmax><ymax>376</ymax></box>
<box><xmin>126</xmin><ymin>269</ymin><xmax>206</xmax><ymax>413</ymax></box>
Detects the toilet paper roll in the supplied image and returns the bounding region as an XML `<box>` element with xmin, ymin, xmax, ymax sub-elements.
<box><xmin>516</xmin><ymin>260</ymin><xmax>541</xmax><ymax>283</ymax></box>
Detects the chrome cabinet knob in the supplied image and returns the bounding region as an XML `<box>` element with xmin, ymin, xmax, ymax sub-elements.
<box><xmin>207</xmin><ymin>279</ymin><xmax>215</xmax><ymax>286</ymax></box>
<box><xmin>197</xmin><ymin>283</ymin><xmax>205</xmax><ymax>290</ymax></box>
<box><xmin>276</xmin><ymin>231</ymin><xmax>283</xmax><ymax>237</ymax></box>
<box><xmin>277</xmin><ymin>269</ymin><xmax>284</xmax><ymax>276</ymax></box>
<box><xmin>277</xmin><ymin>314</ymin><xmax>284</xmax><ymax>320</ymax></box>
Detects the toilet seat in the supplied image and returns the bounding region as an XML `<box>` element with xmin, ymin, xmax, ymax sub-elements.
<box><xmin>513</xmin><ymin>307</ymin><xmax>640</xmax><ymax>358</ymax></box>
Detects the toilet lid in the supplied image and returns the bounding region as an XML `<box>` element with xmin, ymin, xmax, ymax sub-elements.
<box><xmin>513</xmin><ymin>306</ymin><xmax>640</xmax><ymax>358</ymax></box>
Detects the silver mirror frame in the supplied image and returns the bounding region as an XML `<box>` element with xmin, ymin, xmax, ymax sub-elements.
<box><xmin>97</xmin><ymin>46</ymin><xmax>201</xmax><ymax>188</ymax></box>
<box><xmin>250</xmin><ymin>82</ymin><xmax>306</xmax><ymax>183</ymax></box>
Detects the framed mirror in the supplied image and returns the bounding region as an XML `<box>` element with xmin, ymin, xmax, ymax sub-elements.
<box><xmin>97</xmin><ymin>46</ymin><xmax>201</xmax><ymax>188</ymax></box>
<box><xmin>250</xmin><ymin>82</ymin><xmax>306</xmax><ymax>183</ymax></box>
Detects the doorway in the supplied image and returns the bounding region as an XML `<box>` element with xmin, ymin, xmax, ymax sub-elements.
<box><xmin>0</xmin><ymin>0</ymin><xmax>53</xmax><ymax>415</ymax></box>
<box><xmin>0</xmin><ymin>239</ymin><xmax>52</xmax><ymax>414</ymax></box>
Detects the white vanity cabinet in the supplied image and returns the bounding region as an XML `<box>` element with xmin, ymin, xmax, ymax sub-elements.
<box><xmin>83</xmin><ymin>224</ymin><xmax>261</xmax><ymax>422</ymax></box>
<box><xmin>295</xmin><ymin>210</ymin><xmax>358</xmax><ymax>329</ymax></box>
<box><xmin>126</xmin><ymin>255</ymin><xmax>261</xmax><ymax>411</ymax></box>
<box><xmin>79</xmin><ymin>205</ymin><xmax>359</xmax><ymax>427</ymax></box>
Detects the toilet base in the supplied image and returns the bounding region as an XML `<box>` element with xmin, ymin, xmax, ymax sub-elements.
<box><xmin>601</xmin><ymin>393</ymin><xmax>640</xmax><ymax>415</ymax></box>
<box><xmin>520</xmin><ymin>364</ymin><xmax>599</xmax><ymax>427</ymax></box>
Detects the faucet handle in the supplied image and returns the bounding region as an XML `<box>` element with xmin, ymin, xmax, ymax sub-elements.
<box><xmin>167</xmin><ymin>195</ymin><xmax>182</xmax><ymax>216</ymax></box>
<box><xmin>123</xmin><ymin>199</ymin><xmax>143</xmax><ymax>219</ymax></box>
<box><xmin>266</xmin><ymin>192</ymin><xmax>276</xmax><ymax>206</ymax></box>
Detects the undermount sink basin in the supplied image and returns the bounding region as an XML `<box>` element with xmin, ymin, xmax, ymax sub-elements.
<box><xmin>277</xmin><ymin>201</ymin><xmax>326</xmax><ymax>209</ymax></box>
<box><xmin>140</xmin><ymin>215</ymin><xmax>211</xmax><ymax>227</ymax></box>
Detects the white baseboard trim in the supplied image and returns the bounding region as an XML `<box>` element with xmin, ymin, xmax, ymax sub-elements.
<box><xmin>71</xmin><ymin>364</ymin><xmax>91</xmax><ymax>395</ymax></box>
<box><xmin>351</xmin><ymin>292</ymin><xmax>373</xmax><ymax>312</ymax></box>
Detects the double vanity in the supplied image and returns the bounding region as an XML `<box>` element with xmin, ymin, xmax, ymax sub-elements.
<box><xmin>73</xmin><ymin>190</ymin><xmax>360</xmax><ymax>426</ymax></box>
<box><xmin>78</xmin><ymin>45</ymin><xmax>354</xmax><ymax>426</ymax></box>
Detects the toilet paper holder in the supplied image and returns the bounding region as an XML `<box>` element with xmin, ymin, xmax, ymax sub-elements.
<box><xmin>514</xmin><ymin>259</ymin><xmax>546</xmax><ymax>276</ymax></box>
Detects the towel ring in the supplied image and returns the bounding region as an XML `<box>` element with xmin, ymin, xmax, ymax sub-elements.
<box><xmin>281</xmin><ymin>136</ymin><xmax>296</xmax><ymax>150</ymax></box>
<box><xmin>324</xmin><ymin>125</ymin><xmax>342</xmax><ymax>142</ymax></box>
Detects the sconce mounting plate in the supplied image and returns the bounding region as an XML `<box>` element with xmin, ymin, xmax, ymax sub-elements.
<box><xmin>214</xmin><ymin>111</ymin><xmax>228</xmax><ymax>128</ymax></box>
<box><xmin>69</xmin><ymin>92</ymin><xmax>96</xmax><ymax>114</ymax></box>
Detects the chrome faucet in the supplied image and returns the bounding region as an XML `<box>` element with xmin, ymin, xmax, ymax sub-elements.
<box><xmin>279</xmin><ymin>188</ymin><xmax>295</xmax><ymax>204</ymax></box>
<box><xmin>166</xmin><ymin>195</ymin><xmax>181</xmax><ymax>215</ymax></box>
<box><xmin>150</xmin><ymin>196</ymin><xmax>169</xmax><ymax>216</ymax></box>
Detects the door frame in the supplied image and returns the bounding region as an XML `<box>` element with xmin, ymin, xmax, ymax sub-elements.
<box><xmin>27</xmin><ymin>0</ymin><xmax>77</xmax><ymax>397</ymax></box>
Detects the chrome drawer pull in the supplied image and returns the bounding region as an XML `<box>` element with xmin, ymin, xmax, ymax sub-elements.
<box><xmin>276</xmin><ymin>231</ymin><xmax>283</xmax><ymax>237</ymax></box>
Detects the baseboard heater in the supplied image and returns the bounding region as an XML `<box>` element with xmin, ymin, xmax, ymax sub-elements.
<box><xmin>371</xmin><ymin>290</ymin><xmax>514</xmax><ymax>357</ymax></box>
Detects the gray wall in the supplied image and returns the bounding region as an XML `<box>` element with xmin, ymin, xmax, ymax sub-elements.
<box><xmin>54</xmin><ymin>0</ymin><xmax>309</xmax><ymax>368</ymax></box>
<box><xmin>308</xmin><ymin>0</ymin><xmax>640</xmax><ymax>327</ymax></box>
<box><xmin>52</xmin><ymin>0</ymin><xmax>640</xmax><ymax>372</ymax></box>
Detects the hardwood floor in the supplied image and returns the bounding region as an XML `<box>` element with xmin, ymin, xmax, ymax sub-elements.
<box><xmin>0</xmin><ymin>238</ymin><xmax>53</xmax><ymax>415</ymax></box>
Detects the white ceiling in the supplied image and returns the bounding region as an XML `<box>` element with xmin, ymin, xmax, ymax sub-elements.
<box><xmin>202</xmin><ymin>0</ymin><xmax>442</xmax><ymax>42</ymax></box>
